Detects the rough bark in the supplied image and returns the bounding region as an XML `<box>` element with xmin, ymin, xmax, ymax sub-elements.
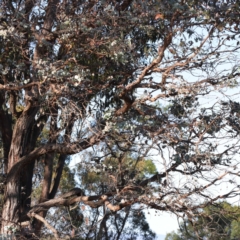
<box><xmin>1</xmin><ymin>107</ymin><xmax>38</xmax><ymax>234</ymax></box>
<box><xmin>0</xmin><ymin>93</ymin><xmax>12</xmax><ymax>173</ymax></box>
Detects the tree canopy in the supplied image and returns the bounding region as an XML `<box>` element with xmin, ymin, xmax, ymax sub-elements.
<box><xmin>165</xmin><ymin>202</ymin><xmax>240</xmax><ymax>240</ymax></box>
<box><xmin>0</xmin><ymin>0</ymin><xmax>240</xmax><ymax>238</ymax></box>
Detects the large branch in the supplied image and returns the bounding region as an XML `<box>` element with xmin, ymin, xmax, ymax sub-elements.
<box><xmin>29</xmin><ymin>188</ymin><xmax>132</xmax><ymax>215</ymax></box>
<box><xmin>29</xmin><ymin>188</ymin><xmax>110</xmax><ymax>213</ymax></box>
<box><xmin>124</xmin><ymin>32</ymin><xmax>173</xmax><ymax>92</ymax></box>
<box><xmin>0</xmin><ymin>82</ymin><xmax>39</xmax><ymax>91</ymax></box>
<box><xmin>7</xmin><ymin>134</ymin><xmax>104</xmax><ymax>182</ymax></box>
<box><xmin>160</xmin><ymin>26</ymin><xmax>215</xmax><ymax>84</ymax></box>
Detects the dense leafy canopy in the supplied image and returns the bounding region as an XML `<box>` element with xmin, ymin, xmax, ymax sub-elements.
<box><xmin>0</xmin><ymin>0</ymin><xmax>240</xmax><ymax>238</ymax></box>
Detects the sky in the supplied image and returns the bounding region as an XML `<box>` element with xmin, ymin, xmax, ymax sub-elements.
<box><xmin>145</xmin><ymin>210</ymin><xmax>179</xmax><ymax>239</ymax></box>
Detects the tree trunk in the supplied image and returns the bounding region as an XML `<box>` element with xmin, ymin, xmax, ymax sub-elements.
<box><xmin>1</xmin><ymin>108</ymin><xmax>38</xmax><ymax>234</ymax></box>
<box><xmin>33</xmin><ymin>152</ymin><xmax>54</xmax><ymax>236</ymax></box>
<box><xmin>0</xmin><ymin>94</ymin><xmax>12</xmax><ymax>173</ymax></box>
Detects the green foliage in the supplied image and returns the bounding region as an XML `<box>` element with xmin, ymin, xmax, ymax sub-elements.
<box><xmin>165</xmin><ymin>202</ymin><xmax>240</xmax><ymax>240</ymax></box>
<box><xmin>58</xmin><ymin>165</ymin><xmax>76</xmax><ymax>192</ymax></box>
<box><xmin>165</xmin><ymin>231</ymin><xmax>182</xmax><ymax>240</ymax></box>
<box><xmin>80</xmin><ymin>155</ymin><xmax>157</xmax><ymax>191</ymax></box>
<box><xmin>127</xmin><ymin>211</ymin><xmax>156</xmax><ymax>240</ymax></box>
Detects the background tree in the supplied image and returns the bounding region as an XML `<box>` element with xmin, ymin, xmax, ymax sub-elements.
<box><xmin>165</xmin><ymin>202</ymin><xmax>240</xmax><ymax>240</ymax></box>
<box><xmin>0</xmin><ymin>0</ymin><xmax>240</xmax><ymax>239</ymax></box>
<box><xmin>40</xmin><ymin>153</ymin><xmax>157</xmax><ymax>239</ymax></box>
<box><xmin>74</xmin><ymin>153</ymin><xmax>156</xmax><ymax>240</ymax></box>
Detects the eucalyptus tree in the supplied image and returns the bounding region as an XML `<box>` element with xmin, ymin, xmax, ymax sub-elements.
<box><xmin>165</xmin><ymin>202</ymin><xmax>240</xmax><ymax>240</ymax></box>
<box><xmin>1</xmin><ymin>0</ymin><xmax>240</xmax><ymax>238</ymax></box>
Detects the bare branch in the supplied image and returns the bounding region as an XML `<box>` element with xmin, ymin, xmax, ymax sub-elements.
<box><xmin>28</xmin><ymin>213</ymin><xmax>60</xmax><ymax>240</ymax></box>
